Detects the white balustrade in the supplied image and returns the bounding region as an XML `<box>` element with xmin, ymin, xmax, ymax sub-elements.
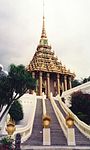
<box><xmin>50</xmin><ymin>93</ymin><xmax>68</xmax><ymax>138</ymax></box>
<box><xmin>50</xmin><ymin>93</ymin><xmax>76</xmax><ymax>145</ymax></box>
<box><xmin>42</xmin><ymin>92</ymin><xmax>46</xmax><ymax>116</ymax></box>
<box><xmin>57</xmin><ymin>95</ymin><xmax>90</xmax><ymax>139</ymax></box>
<box><xmin>14</xmin><ymin>93</ymin><xmax>37</xmax><ymax>143</ymax></box>
<box><xmin>61</xmin><ymin>81</ymin><xmax>90</xmax><ymax>106</ymax></box>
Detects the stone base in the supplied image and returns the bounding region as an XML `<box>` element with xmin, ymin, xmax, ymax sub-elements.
<box><xmin>67</xmin><ymin>128</ymin><xmax>76</xmax><ymax>146</ymax></box>
<box><xmin>43</xmin><ymin>128</ymin><xmax>51</xmax><ymax>145</ymax></box>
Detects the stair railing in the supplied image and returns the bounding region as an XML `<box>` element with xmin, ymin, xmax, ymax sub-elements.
<box><xmin>14</xmin><ymin>92</ymin><xmax>37</xmax><ymax>143</ymax></box>
<box><xmin>42</xmin><ymin>93</ymin><xmax>51</xmax><ymax>145</ymax></box>
<box><xmin>42</xmin><ymin>92</ymin><xmax>46</xmax><ymax>116</ymax></box>
<box><xmin>50</xmin><ymin>94</ymin><xmax>68</xmax><ymax>138</ymax></box>
<box><xmin>57</xmin><ymin>95</ymin><xmax>90</xmax><ymax>139</ymax></box>
<box><xmin>61</xmin><ymin>81</ymin><xmax>90</xmax><ymax>104</ymax></box>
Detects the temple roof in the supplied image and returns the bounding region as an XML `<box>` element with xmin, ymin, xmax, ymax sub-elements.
<box><xmin>27</xmin><ymin>15</ymin><xmax>75</xmax><ymax>78</ymax></box>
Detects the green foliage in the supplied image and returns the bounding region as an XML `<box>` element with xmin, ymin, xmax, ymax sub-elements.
<box><xmin>72</xmin><ymin>79</ymin><xmax>81</xmax><ymax>88</ymax></box>
<box><xmin>9</xmin><ymin>64</ymin><xmax>36</xmax><ymax>94</ymax></box>
<box><xmin>70</xmin><ymin>91</ymin><xmax>90</xmax><ymax>124</ymax></box>
<box><xmin>1</xmin><ymin>136</ymin><xmax>13</xmax><ymax>149</ymax></box>
<box><xmin>9</xmin><ymin>100</ymin><xmax>23</xmax><ymax>122</ymax></box>
<box><xmin>0</xmin><ymin>76</ymin><xmax>13</xmax><ymax>108</ymax></box>
<box><xmin>81</xmin><ymin>76</ymin><xmax>90</xmax><ymax>84</ymax></box>
<box><xmin>72</xmin><ymin>76</ymin><xmax>90</xmax><ymax>88</ymax></box>
<box><xmin>0</xmin><ymin>64</ymin><xmax>36</xmax><ymax>120</ymax></box>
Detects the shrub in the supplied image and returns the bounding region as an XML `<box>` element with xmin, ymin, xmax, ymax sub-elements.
<box><xmin>70</xmin><ymin>91</ymin><xmax>90</xmax><ymax>124</ymax></box>
<box><xmin>9</xmin><ymin>100</ymin><xmax>23</xmax><ymax>123</ymax></box>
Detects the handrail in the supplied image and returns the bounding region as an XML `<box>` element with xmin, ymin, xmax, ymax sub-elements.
<box><xmin>57</xmin><ymin>95</ymin><xmax>90</xmax><ymax>139</ymax></box>
<box><xmin>14</xmin><ymin>93</ymin><xmax>37</xmax><ymax>143</ymax></box>
<box><xmin>42</xmin><ymin>93</ymin><xmax>46</xmax><ymax>116</ymax></box>
<box><xmin>50</xmin><ymin>94</ymin><xmax>68</xmax><ymax>139</ymax></box>
<box><xmin>62</xmin><ymin>81</ymin><xmax>90</xmax><ymax>99</ymax></box>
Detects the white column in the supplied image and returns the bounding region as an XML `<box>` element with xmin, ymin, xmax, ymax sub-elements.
<box><xmin>47</xmin><ymin>73</ymin><xmax>50</xmax><ymax>98</ymax></box>
<box><xmin>32</xmin><ymin>72</ymin><xmax>35</xmax><ymax>79</ymax></box>
<box><xmin>39</xmin><ymin>72</ymin><xmax>42</xmax><ymax>96</ymax></box>
<box><xmin>69</xmin><ymin>76</ymin><xmax>72</xmax><ymax>89</ymax></box>
<box><xmin>57</xmin><ymin>74</ymin><xmax>60</xmax><ymax>95</ymax></box>
<box><xmin>64</xmin><ymin>76</ymin><xmax>67</xmax><ymax>91</ymax></box>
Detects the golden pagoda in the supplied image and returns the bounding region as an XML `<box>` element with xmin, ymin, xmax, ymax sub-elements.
<box><xmin>27</xmin><ymin>11</ymin><xmax>75</xmax><ymax>98</ymax></box>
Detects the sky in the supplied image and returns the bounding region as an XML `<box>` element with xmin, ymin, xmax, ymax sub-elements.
<box><xmin>0</xmin><ymin>0</ymin><xmax>90</xmax><ymax>79</ymax></box>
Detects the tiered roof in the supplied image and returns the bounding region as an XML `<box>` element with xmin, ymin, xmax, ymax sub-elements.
<box><xmin>28</xmin><ymin>16</ymin><xmax>75</xmax><ymax>77</ymax></box>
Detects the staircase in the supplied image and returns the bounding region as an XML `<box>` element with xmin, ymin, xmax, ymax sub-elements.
<box><xmin>22</xmin><ymin>97</ymin><xmax>90</xmax><ymax>149</ymax></box>
<box><xmin>22</xmin><ymin>99</ymin><xmax>43</xmax><ymax>146</ymax></box>
<box><xmin>45</xmin><ymin>99</ymin><xmax>67</xmax><ymax>145</ymax></box>
<box><xmin>54</xmin><ymin>99</ymin><xmax>90</xmax><ymax>146</ymax></box>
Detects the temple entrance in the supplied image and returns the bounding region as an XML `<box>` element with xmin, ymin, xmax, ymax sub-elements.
<box><xmin>42</xmin><ymin>87</ymin><xmax>45</xmax><ymax>93</ymax></box>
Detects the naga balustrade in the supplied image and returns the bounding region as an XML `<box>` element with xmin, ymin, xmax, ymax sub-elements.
<box><xmin>50</xmin><ymin>94</ymin><xmax>68</xmax><ymax>139</ymax></box>
<box><xmin>57</xmin><ymin>95</ymin><xmax>90</xmax><ymax>139</ymax></box>
<box><xmin>13</xmin><ymin>93</ymin><xmax>37</xmax><ymax>143</ymax></box>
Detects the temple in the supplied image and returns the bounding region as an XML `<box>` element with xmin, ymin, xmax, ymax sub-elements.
<box><xmin>27</xmin><ymin>13</ymin><xmax>75</xmax><ymax>98</ymax></box>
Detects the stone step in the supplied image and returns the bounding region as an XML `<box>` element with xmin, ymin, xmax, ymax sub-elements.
<box><xmin>22</xmin><ymin>99</ymin><xmax>43</xmax><ymax>146</ymax></box>
<box><xmin>55</xmin><ymin>99</ymin><xmax>66</xmax><ymax>117</ymax></box>
<box><xmin>45</xmin><ymin>99</ymin><xmax>67</xmax><ymax>145</ymax></box>
<box><xmin>21</xmin><ymin>145</ymin><xmax>90</xmax><ymax>150</ymax></box>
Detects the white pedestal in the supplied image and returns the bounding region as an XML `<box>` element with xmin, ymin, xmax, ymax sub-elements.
<box><xmin>43</xmin><ymin>128</ymin><xmax>51</xmax><ymax>145</ymax></box>
<box><xmin>67</xmin><ymin>128</ymin><xmax>76</xmax><ymax>146</ymax></box>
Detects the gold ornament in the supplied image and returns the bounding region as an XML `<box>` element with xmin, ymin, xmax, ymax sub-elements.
<box><xmin>66</xmin><ymin>115</ymin><xmax>74</xmax><ymax>128</ymax></box>
<box><xmin>42</xmin><ymin>114</ymin><xmax>51</xmax><ymax>128</ymax></box>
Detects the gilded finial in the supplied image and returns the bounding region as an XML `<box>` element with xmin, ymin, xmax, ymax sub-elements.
<box><xmin>41</xmin><ymin>0</ymin><xmax>47</xmax><ymax>38</ymax></box>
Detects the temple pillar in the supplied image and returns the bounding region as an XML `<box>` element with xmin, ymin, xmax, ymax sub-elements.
<box><xmin>31</xmin><ymin>72</ymin><xmax>35</xmax><ymax>93</ymax></box>
<box><xmin>32</xmin><ymin>72</ymin><xmax>35</xmax><ymax>79</ymax></box>
<box><xmin>68</xmin><ymin>76</ymin><xmax>72</xmax><ymax>89</ymax></box>
<box><xmin>62</xmin><ymin>81</ymin><xmax>64</xmax><ymax>92</ymax></box>
<box><xmin>47</xmin><ymin>73</ymin><xmax>50</xmax><ymax>98</ymax></box>
<box><xmin>64</xmin><ymin>76</ymin><xmax>67</xmax><ymax>91</ymax></box>
<box><xmin>39</xmin><ymin>72</ymin><xmax>42</xmax><ymax>96</ymax></box>
<box><xmin>57</xmin><ymin>74</ymin><xmax>60</xmax><ymax>95</ymax></box>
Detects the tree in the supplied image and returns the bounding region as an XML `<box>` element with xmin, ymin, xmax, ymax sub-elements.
<box><xmin>72</xmin><ymin>76</ymin><xmax>90</xmax><ymax>88</ymax></box>
<box><xmin>81</xmin><ymin>78</ymin><xmax>88</xmax><ymax>84</ymax></box>
<box><xmin>9</xmin><ymin>100</ymin><xmax>23</xmax><ymax>122</ymax></box>
<box><xmin>71</xmin><ymin>79</ymin><xmax>81</xmax><ymax>88</ymax></box>
<box><xmin>0</xmin><ymin>64</ymin><xmax>36</xmax><ymax>120</ymax></box>
<box><xmin>70</xmin><ymin>91</ymin><xmax>90</xmax><ymax>124</ymax></box>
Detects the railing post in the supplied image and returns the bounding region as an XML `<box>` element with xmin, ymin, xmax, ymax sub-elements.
<box><xmin>67</xmin><ymin>128</ymin><xmax>76</xmax><ymax>145</ymax></box>
<box><xmin>66</xmin><ymin>115</ymin><xmax>76</xmax><ymax>146</ymax></box>
<box><xmin>42</xmin><ymin>93</ymin><xmax>51</xmax><ymax>145</ymax></box>
<box><xmin>43</xmin><ymin>128</ymin><xmax>51</xmax><ymax>145</ymax></box>
<box><xmin>42</xmin><ymin>115</ymin><xmax>51</xmax><ymax>145</ymax></box>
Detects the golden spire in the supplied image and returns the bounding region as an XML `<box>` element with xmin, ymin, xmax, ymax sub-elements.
<box><xmin>41</xmin><ymin>0</ymin><xmax>47</xmax><ymax>39</ymax></box>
